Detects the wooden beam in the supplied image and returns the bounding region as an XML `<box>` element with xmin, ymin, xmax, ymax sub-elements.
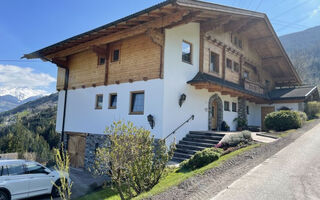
<box><xmin>91</xmin><ymin>45</ymin><xmax>107</xmax><ymax>56</ymax></box>
<box><xmin>104</xmin><ymin>44</ymin><xmax>110</xmax><ymax>85</ymax></box>
<box><xmin>46</xmin><ymin>10</ymin><xmax>190</xmax><ymax>59</ymax></box>
<box><xmin>249</xmin><ymin>35</ymin><xmax>273</xmax><ymax>46</ymax></box>
<box><xmin>52</xmin><ymin>58</ymin><xmax>68</xmax><ymax>68</ymax></box>
<box><xmin>201</xmin><ymin>15</ymin><xmax>233</xmax><ymax>33</ymax></box>
<box><xmin>223</xmin><ymin>18</ymin><xmax>250</xmax><ymax>32</ymax></box>
<box><xmin>237</xmin><ymin>19</ymin><xmax>261</xmax><ymax>33</ymax></box>
<box><xmin>222</xmin><ymin>45</ymin><xmax>226</xmax><ymax>80</ymax></box>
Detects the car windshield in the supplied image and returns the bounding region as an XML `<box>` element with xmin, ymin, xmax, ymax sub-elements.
<box><xmin>25</xmin><ymin>163</ymin><xmax>48</xmax><ymax>174</ymax></box>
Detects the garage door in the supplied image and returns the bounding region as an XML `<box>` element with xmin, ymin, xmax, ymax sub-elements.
<box><xmin>68</xmin><ymin>134</ymin><xmax>86</xmax><ymax>168</ymax></box>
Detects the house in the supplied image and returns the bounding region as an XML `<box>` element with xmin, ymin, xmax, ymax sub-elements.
<box><xmin>24</xmin><ymin>0</ymin><xmax>319</xmax><ymax>167</ymax></box>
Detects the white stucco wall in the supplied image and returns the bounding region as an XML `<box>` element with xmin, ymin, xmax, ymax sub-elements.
<box><xmin>162</xmin><ymin>23</ymin><xmax>239</xmax><ymax>144</ymax></box>
<box><xmin>56</xmin><ymin>79</ymin><xmax>164</xmax><ymax>138</ymax></box>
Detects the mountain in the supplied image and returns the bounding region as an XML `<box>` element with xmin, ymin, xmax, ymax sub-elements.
<box><xmin>280</xmin><ymin>26</ymin><xmax>320</xmax><ymax>87</ymax></box>
<box><xmin>0</xmin><ymin>94</ymin><xmax>44</xmax><ymax>113</ymax></box>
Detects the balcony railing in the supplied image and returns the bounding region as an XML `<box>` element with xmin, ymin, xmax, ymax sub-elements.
<box><xmin>242</xmin><ymin>78</ymin><xmax>265</xmax><ymax>95</ymax></box>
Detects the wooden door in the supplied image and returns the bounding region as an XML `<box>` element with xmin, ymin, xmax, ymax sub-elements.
<box><xmin>211</xmin><ymin>101</ymin><xmax>218</xmax><ymax>130</ymax></box>
<box><xmin>261</xmin><ymin>106</ymin><xmax>275</xmax><ymax>130</ymax></box>
<box><xmin>68</xmin><ymin>135</ymin><xmax>86</xmax><ymax>168</ymax></box>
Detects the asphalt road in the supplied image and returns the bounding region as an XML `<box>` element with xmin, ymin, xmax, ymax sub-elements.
<box><xmin>211</xmin><ymin>122</ymin><xmax>320</xmax><ymax>200</ymax></box>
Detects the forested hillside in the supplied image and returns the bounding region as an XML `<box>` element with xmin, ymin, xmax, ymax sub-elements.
<box><xmin>280</xmin><ymin>26</ymin><xmax>320</xmax><ymax>87</ymax></box>
<box><xmin>0</xmin><ymin>93</ymin><xmax>59</xmax><ymax>163</ymax></box>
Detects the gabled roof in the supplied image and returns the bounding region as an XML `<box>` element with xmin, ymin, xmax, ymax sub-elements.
<box><xmin>269</xmin><ymin>86</ymin><xmax>319</xmax><ymax>100</ymax></box>
<box><xmin>22</xmin><ymin>0</ymin><xmax>301</xmax><ymax>85</ymax></box>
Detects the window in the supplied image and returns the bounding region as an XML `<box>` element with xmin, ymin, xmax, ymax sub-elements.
<box><xmin>247</xmin><ymin>106</ymin><xmax>250</xmax><ymax>115</ymax></box>
<box><xmin>130</xmin><ymin>91</ymin><xmax>144</xmax><ymax>114</ymax></box>
<box><xmin>243</xmin><ymin>71</ymin><xmax>249</xmax><ymax>79</ymax></box>
<box><xmin>234</xmin><ymin>62</ymin><xmax>240</xmax><ymax>72</ymax></box>
<box><xmin>226</xmin><ymin>58</ymin><xmax>232</xmax><ymax>69</ymax></box>
<box><xmin>0</xmin><ymin>166</ymin><xmax>8</xmax><ymax>176</ymax></box>
<box><xmin>98</xmin><ymin>56</ymin><xmax>106</xmax><ymax>65</ymax></box>
<box><xmin>25</xmin><ymin>163</ymin><xmax>48</xmax><ymax>174</ymax></box>
<box><xmin>7</xmin><ymin>164</ymin><xmax>25</xmax><ymax>175</ymax></box>
<box><xmin>231</xmin><ymin>33</ymin><xmax>243</xmax><ymax>49</ymax></box>
<box><xmin>95</xmin><ymin>94</ymin><xmax>103</xmax><ymax>109</ymax></box>
<box><xmin>224</xmin><ymin>101</ymin><xmax>230</xmax><ymax>111</ymax></box>
<box><xmin>210</xmin><ymin>52</ymin><xmax>219</xmax><ymax>73</ymax></box>
<box><xmin>232</xmin><ymin>102</ymin><xmax>237</xmax><ymax>112</ymax></box>
<box><xmin>109</xmin><ymin>93</ymin><xmax>117</xmax><ymax>109</ymax></box>
<box><xmin>112</xmin><ymin>49</ymin><xmax>120</xmax><ymax>62</ymax></box>
<box><xmin>182</xmin><ymin>41</ymin><xmax>192</xmax><ymax>63</ymax></box>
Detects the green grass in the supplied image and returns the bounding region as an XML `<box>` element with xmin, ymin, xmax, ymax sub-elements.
<box><xmin>277</xmin><ymin>129</ymin><xmax>296</xmax><ymax>138</ymax></box>
<box><xmin>77</xmin><ymin>144</ymin><xmax>260</xmax><ymax>200</ymax></box>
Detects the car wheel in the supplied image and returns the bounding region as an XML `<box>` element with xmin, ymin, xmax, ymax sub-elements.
<box><xmin>51</xmin><ymin>179</ymin><xmax>61</xmax><ymax>198</ymax></box>
<box><xmin>0</xmin><ymin>190</ymin><xmax>9</xmax><ymax>200</ymax></box>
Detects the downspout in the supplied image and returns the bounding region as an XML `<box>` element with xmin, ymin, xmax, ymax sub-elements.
<box><xmin>61</xmin><ymin>68</ymin><xmax>69</xmax><ymax>146</ymax></box>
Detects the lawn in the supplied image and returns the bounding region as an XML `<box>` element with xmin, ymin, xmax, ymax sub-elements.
<box><xmin>77</xmin><ymin>144</ymin><xmax>260</xmax><ymax>200</ymax></box>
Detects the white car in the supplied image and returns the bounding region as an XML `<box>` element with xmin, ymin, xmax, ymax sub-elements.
<box><xmin>0</xmin><ymin>159</ymin><xmax>71</xmax><ymax>200</ymax></box>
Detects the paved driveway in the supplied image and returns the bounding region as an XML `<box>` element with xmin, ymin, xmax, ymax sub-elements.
<box><xmin>26</xmin><ymin>167</ymin><xmax>106</xmax><ymax>200</ymax></box>
<box><xmin>211</xmin><ymin>123</ymin><xmax>320</xmax><ymax>200</ymax></box>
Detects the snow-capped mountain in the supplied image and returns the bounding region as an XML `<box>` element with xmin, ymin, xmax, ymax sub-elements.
<box><xmin>0</xmin><ymin>88</ymin><xmax>49</xmax><ymax>113</ymax></box>
<box><xmin>0</xmin><ymin>87</ymin><xmax>49</xmax><ymax>101</ymax></box>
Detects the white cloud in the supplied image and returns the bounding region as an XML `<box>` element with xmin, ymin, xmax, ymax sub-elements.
<box><xmin>310</xmin><ymin>5</ymin><xmax>320</xmax><ymax>17</ymax></box>
<box><xmin>0</xmin><ymin>64</ymin><xmax>56</xmax><ymax>100</ymax></box>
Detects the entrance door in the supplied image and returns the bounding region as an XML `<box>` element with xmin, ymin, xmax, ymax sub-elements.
<box><xmin>211</xmin><ymin>101</ymin><xmax>218</xmax><ymax>130</ymax></box>
<box><xmin>68</xmin><ymin>134</ymin><xmax>86</xmax><ymax>168</ymax></box>
<box><xmin>261</xmin><ymin>106</ymin><xmax>275</xmax><ymax>130</ymax></box>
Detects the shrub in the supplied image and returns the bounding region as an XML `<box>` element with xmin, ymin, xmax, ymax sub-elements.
<box><xmin>233</xmin><ymin>117</ymin><xmax>248</xmax><ymax>130</ymax></box>
<box><xmin>180</xmin><ymin>148</ymin><xmax>222</xmax><ymax>170</ymax></box>
<box><xmin>305</xmin><ymin>101</ymin><xmax>320</xmax><ymax>119</ymax></box>
<box><xmin>220</xmin><ymin>121</ymin><xmax>230</xmax><ymax>131</ymax></box>
<box><xmin>264</xmin><ymin>110</ymin><xmax>301</xmax><ymax>131</ymax></box>
<box><xmin>295</xmin><ymin>111</ymin><xmax>307</xmax><ymax>124</ymax></box>
<box><xmin>220</xmin><ymin>131</ymin><xmax>252</xmax><ymax>148</ymax></box>
<box><xmin>93</xmin><ymin>121</ymin><xmax>175</xmax><ymax>200</ymax></box>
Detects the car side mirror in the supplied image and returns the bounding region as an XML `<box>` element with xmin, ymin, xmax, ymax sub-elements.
<box><xmin>44</xmin><ymin>168</ymin><xmax>51</xmax><ymax>174</ymax></box>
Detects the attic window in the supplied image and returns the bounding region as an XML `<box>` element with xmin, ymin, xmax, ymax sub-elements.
<box><xmin>112</xmin><ymin>49</ymin><xmax>120</xmax><ymax>62</ymax></box>
<box><xmin>182</xmin><ymin>41</ymin><xmax>192</xmax><ymax>64</ymax></box>
<box><xmin>210</xmin><ymin>52</ymin><xmax>219</xmax><ymax>73</ymax></box>
<box><xmin>98</xmin><ymin>56</ymin><xmax>106</xmax><ymax>65</ymax></box>
<box><xmin>231</xmin><ymin>33</ymin><xmax>243</xmax><ymax>49</ymax></box>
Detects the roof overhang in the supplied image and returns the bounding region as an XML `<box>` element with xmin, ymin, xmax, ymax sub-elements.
<box><xmin>22</xmin><ymin>0</ymin><xmax>302</xmax><ymax>85</ymax></box>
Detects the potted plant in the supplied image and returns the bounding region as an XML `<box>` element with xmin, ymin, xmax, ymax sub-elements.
<box><xmin>233</xmin><ymin>117</ymin><xmax>248</xmax><ymax>131</ymax></box>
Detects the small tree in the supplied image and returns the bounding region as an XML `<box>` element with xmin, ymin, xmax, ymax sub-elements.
<box><xmin>93</xmin><ymin>121</ymin><xmax>175</xmax><ymax>200</ymax></box>
<box><xmin>52</xmin><ymin>144</ymin><xmax>73</xmax><ymax>200</ymax></box>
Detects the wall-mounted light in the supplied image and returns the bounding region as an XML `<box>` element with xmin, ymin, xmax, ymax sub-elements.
<box><xmin>179</xmin><ymin>93</ymin><xmax>186</xmax><ymax>107</ymax></box>
<box><xmin>147</xmin><ymin>114</ymin><xmax>155</xmax><ymax>129</ymax></box>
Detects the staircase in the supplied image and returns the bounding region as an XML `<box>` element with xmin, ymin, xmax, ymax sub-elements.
<box><xmin>172</xmin><ymin>131</ymin><xmax>225</xmax><ymax>163</ymax></box>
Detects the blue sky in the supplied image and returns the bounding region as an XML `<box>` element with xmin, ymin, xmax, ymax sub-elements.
<box><xmin>0</xmin><ymin>0</ymin><xmax>319</xmax><ymax>96</ymax></box>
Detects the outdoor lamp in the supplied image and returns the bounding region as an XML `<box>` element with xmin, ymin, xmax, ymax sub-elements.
<box><xmin>147</xmin><ymin>114</ymin><xmax>155</xmax><ymax>129</ymax></box>
<box><xmin>179</xmin><ymin>93</ymin><xmax>186</xmax><ymax>107</ymax></box>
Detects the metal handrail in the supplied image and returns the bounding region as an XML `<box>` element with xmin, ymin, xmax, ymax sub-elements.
<box><xmin>164</xmin><ymin>115</ymin><xmax>194</xmax><ymax>140</ymax></box>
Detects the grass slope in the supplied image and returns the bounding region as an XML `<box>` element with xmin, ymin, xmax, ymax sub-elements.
<box><xmin>77</xmin><ymin>144</ymin><xmax>260</xmax><ymax>200</ymax></box>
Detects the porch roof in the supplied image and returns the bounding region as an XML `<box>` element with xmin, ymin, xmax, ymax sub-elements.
<box><xmin>269</xmin><ymin>86</ymin><xmax>319</xmax><ymax>101</ymax></box>
<box><xmin>187</xmin><ymin>72</ymin><xmax>268</xmax><ymax>102</ymax></box>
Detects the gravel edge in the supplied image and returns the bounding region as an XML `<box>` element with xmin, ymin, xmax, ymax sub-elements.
<box><xmin>146</xmin><ymin>119</ymin><xmax>320</xmax><ymax>200</ymax></box>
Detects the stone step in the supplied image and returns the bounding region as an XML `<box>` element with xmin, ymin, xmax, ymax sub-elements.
<box><xmin>179</xmin><ymin>140</ymin><xmax>215</xmax><ymax>148</ymax></box>
<box><xmin>175</xmin><ymin>148</ymin><xmax>200</xmax><ymax>155</ymax></box>
<box><xmin>173</xmin><ymin>152</ymin><xmax>193</xmax><ymax>159</ymax></box>
<box><xmin>186</xmin><ymin>134</ymin><xmax>224</xmax><ymax>140</ymax></box>
<box><xmin>176</xmin><ymin>144</ymin><xmax>206</xmax><ymax>151</ymax></box>
<box><xmin>189</xmin><ymin>131</ymin><xmax>225</xmax><ymax>137</ymax></box>
<box><xmin>183</xmin><ymin>137</ymin><xmax>220</xmax><ymax>144</ymax></box>
<box><xmin>171</xmin><ymin>157</ymin><xmax>185</xmax><ymax>163</ymax></box>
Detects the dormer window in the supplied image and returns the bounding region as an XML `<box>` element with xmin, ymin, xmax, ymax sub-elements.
<box><xmin>231</xmin><ymin>33</ymin><xmax>243</xmax><ymax>49</ymax></box>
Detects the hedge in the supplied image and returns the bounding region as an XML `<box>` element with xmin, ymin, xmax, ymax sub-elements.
<box><xmin>264</xmin><ymin>110</ymin><xmax>302</xmax><ymax>131</ymax></box>
<box><xmin>305</xmin><ymin>101</ymin><xmax>320</xmax><ymax>119</ymax></box>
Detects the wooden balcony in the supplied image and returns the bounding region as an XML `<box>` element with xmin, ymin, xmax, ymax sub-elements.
<box><xmin>242</xmin><ymin>78</ymin><xmax>265</xmax><ymax>95</ymax></box>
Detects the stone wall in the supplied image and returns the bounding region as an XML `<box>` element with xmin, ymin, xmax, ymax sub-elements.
<box><xmin>84</xmin><ymin>133</ymin><xmax>110</xmax><ymax>171</ymax></box>
<box><xmin>238</xmin><ymin>97</ymin><xmax>247</xmax><ymax>121</ymax></box>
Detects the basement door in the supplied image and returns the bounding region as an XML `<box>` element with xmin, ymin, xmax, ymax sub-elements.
<box><xmin>68</xmin><ymin>134</ymin><xmax>86</xmax><ymax>168</ymax></box>
<box><xmin>261</xmin><ymin>106</ymin><xmax>275</xmax><ymax>130</ymax></box>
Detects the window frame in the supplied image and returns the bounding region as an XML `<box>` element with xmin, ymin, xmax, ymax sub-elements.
<box><xmin>182</xmin><ymin>40</ymin><xmax>193</xmax><ymax>64</ymax></box>
<box><xmin>97</xmin><ymin>56</ymin><xmax>106</xmax><ymax>66</ymax></box>
<box><xmin>232</xmin><ymin>102</ymin><xmax>237</xmax><ymax>112</ymax></box>
<box><xmin>129</xmin><ymin>91</ymin><xmax>145</xmax><ymax>115</ymax></box>
<box><xmin>209</xmin><ymin>51</ymin><xmax>220</xmax><ymax>74</ymax></box>
<box><xmin>224</xmin><ymin>101</ymin><xmax>230</xmax><ymax>111</ymax></box>
<box><xmin>111</xmin><ymin>49</ymin><xmax>120</xmax><ymax>62</ymax></box>
<box><xmin>108</xmin><ymin>93</ymin><xmax>117</xmax><ymax>109</ymax></box>
<box><xmin>95</xmin><ymin>94</ymin><xmax>103</xmax><ymax>110</ymax></box>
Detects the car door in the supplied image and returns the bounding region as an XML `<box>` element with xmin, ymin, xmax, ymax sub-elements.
<box><xmin>4</xmin><ymin>164</ymin><xmax>30</xmax><ymax>199</ymax></box>
<box><xmin>25</xmin><ymin>163</ymin><xmax>53</xmax><ymax>197</ymax></box>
